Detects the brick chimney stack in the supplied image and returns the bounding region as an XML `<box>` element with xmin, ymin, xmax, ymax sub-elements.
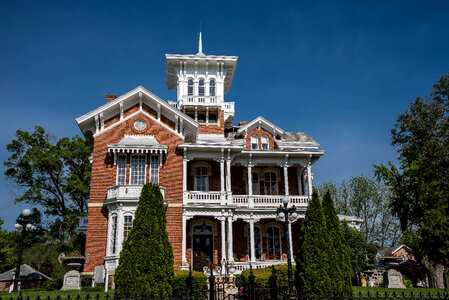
<box><xmin>105</xmin><ymin>94</ymin><xmax>117</xmax><ymax>103</ymax></box>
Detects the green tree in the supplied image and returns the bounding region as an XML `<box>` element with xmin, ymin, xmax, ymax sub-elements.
<box><xmin>318</xmin><ymin>176</ymin><xmax>401</xmax><ymax>249</ymax></box>
<box><xmin>4</xmin><ymin>126</ymin><xmax>91</xmax><ymax>242</ymax></box>
<box><xmin>115</xmin><ymin>183</ymin><xmax>174</xmax><ymax>297</ymax></box>
<box><xmin>295</xmin><ymin>189</ymin><xmax>331</xmax><ymax>297</ymax></box>
<box><xmin>322</xmin><ymin>191</ymin><xmax>352</xmax><ymax>295</ymax></box>
<box><xmin>0</xmin><ymin>218</ymin><xmax>16</xmax><ymax>272</ymax></box>
<box><xmin>374</xmin><ymin>74</ymin><xmax>449</xmax><ymax>288</ymax></box>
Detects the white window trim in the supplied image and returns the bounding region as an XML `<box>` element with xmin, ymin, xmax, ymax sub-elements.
<box><xmin>251</xmin><ymin>134</ymin><xmax>259</xmax><ymax>150</ymax></box>
<box><xmin>108</xmin><ymin>213</ymin><xmax>118</xmax><ymax>256</ymax></box>
<box><xmin>116</xmin><ymin>154</ymin><xmax>127</xmax><ymax>185</ymax></box>
<box><xmin>191</xmin><ymin>161</ymin><xmax>211</xmax><ymax>191</ymax></box>
<box><xmin>261</xmin><ymin>135</ymin><xmax>269</xmax><ymax>150</ymax></box>
<box><xmin>198</xmin><ymin>78</ymin><xmax>205</xmax><ymax>97</ymax></box>
<box><xmin>149</xmin><ymin>154</ymin><xmax>160</xmax><ymax>183</ymax></box>
<box><xmin>209</xmin><ymin>79</ymin><xmax>216</xmax><ymax>96</ymax></box>
<box><xmin>266</xmin><ymin>225</ymin><xmax>283</xmax><ymax>260</ymax></box>
<box><xmin>187</xmin><ymin>78</ymin><xmax>194</xmax><ymax>96</ymax></box>
<box><xmin>129</xmin><ymin>154</ymin><xmax>147</xmax><ymax>185</ymax></box>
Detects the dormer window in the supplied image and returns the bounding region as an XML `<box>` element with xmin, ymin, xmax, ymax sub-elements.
<box><xmin>188</xmin><ymin>79</ymin><xmax>194</xmax><ymax>96</ymax></box>
<box><xmin>261</xmin><ymin>135</ymin><xmax>269</xmax><ymax>150</ymax></box>
<box><xmin>199</xmin><ymin>79</ymin><xmax>205</xmax><ymax>96</ymax></box>
<box><xmin>251</xmin><ymin>135</ymin><xmax>259</xmax><ymax>150</ymax></box>
<box><xmin>209</xmin><ymin>79</ymin><xmax>216</xmax><ymax>96</ymax></box>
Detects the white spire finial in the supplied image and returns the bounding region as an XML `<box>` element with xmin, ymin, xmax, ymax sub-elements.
<box><xmin>198</xmin><ymin>32</ymin><xmax>203</xmax><ymax>54</ymax></box>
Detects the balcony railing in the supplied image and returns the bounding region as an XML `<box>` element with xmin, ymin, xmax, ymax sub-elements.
<box><xmin>233</xmin><ymin>260</ymin><xmax>293</xmax><ymax>274</ymax></box>
<box><xmin>183</xmin><ymin>192</ymin><xmax>309</xmax><ymax>207</ymax></box>
<box><xmin>183</xmin><ymin>191</ymin><xmax>223</xmax><ymax>205</ymax></box>
<box><xmin>232</xmin><ymin>195</ymin><xmax>309</xmax><ymax>208</ymax></box>
<box><xmin>107</xmin><ymin>184</ymin><xmax>165</xmax><ymax>200</ymax></box>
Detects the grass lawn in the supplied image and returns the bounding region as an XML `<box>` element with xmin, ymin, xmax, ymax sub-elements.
<box><xmin>353</xmin><ymin>286</ymin><xmax>448</xmax><ymax>297</ymax></box>
<box><xmin>0</xmin><ymin>290</ymin><xmax>113</xmax><ymax>300</ymax></box>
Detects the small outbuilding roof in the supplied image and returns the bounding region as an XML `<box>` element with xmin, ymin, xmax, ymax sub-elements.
<box><xmin>0</xmin><ymin>264</ymin><xmax>50</xmax><ymax>282</ymax></box>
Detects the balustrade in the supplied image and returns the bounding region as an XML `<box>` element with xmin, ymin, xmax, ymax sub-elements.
<box><xmin>107</xmin><ymin>185</ymin><xmax>165</xmax><ymax>200</ymax></box>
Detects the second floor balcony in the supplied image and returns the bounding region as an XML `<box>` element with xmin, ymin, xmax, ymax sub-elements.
<box><xmin>107</xmin><ymin>184</ymin><xmax>166</xmax><ymax>202</ymax></box>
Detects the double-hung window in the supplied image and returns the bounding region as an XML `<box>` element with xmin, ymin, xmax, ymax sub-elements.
<box><xmin>261</xmin><ymin>135</ymin><xmax>269</xmax><ymax>150</ymax></box>
<box><xmin>130</xmin><ymin>155</ymin><xmax>146</xmax><ymax>184</ymax></box>
<box><xmin>188</xmin><ymin>79</ymin><xmax>194</xmax><ymax>96</ymax></box>
<box><xmin>117</xmin><ymin>155</ymin><xmax>127</xmax><ymax>185</ymax></box>
<box><xmin>150</xmin><ymin>156</ymin><xmax>159</xmax><ymax>183</ymax></box>
<box><xmin>264</xmin><ymin>171</ymin><xmax>278</xmax><ymax>195</ymax></box>
<box><xmin>194</xmin><ymin>166</ymin><xmax>209</xmax><ymax>191</ymax></box>
<box><xmin>198</xmin><ymin>79</ymin><xmax>205</xmax><ymax>96</ymax></box>
<box><xmin>123</xmin><ymin>215</ymin><xmax>133</xmax><ymax>241</ymax></box>
<box><xmin>251</xmin><ymin>135</ymin><xmax>259</xmax><ymax>150</ymax></box>
<box><xmin>267</xmin><ymin>226</ymin><xmax>281</xmax><ymax>258</ymax></box>
<box><xmin>209</xmin><ymin>79</ymin><xmax>216</xmax><ymax>96</ymax></box>
<box><xmin>110</xmin><ymin>215</ymin><xmax>117</xmax><ymax>255</ymax></box>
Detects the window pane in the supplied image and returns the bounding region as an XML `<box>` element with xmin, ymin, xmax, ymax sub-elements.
<box><xmin>195</xmin><ymin>166</ymin><xmax>208</xmax><ymax>191</ymax></box>
<box><xmin>117</xmin><ymin>155</ymin><xmax>127</xmax><ymax>185</ymax></box>
<box><xmin>267</xmin><ymin>227</ymin><xmax>281</xmax><ymax>257</ymax></box>
<box><xmin>130</xmin><ymin>155</ymin><xmax>145</xmax><ymax>184</ymax></box>
<box><xmin>188</xmin><ymin>79</ymin><xmax>194</xmax><ymax>96</ymax></box>
<box><xmin>209</xmin><ymin>114</ymin><xmax>217</xmax><ymax>123</ymax></box>
<box><xmin>262</xmin><ymin>135</ymin><xmax>269</xmax><ymax>150</ymax></box>
<box><xmin>110</xmin><ymin>215</ymin><xmax>117</xmax><ymax>254</ymax></box>
<box><xmin>209</xmin><ymin>80</ymin><xmax>215</xmax><ymax>96</ymax></box>
<box><xmin>264</xmin><ymin>171</ymin><xmax>278</xmax><ymax>195</ymax></box>
<box><xmin>150</xmin><ymin>156</ymin><xmax>159</xmax><ymax>183</ymax></box>
<box><xmin>199</xmin><ymin>79</ymin><xmax>205</xmax><ymax>96</ymax></box>
<box><xmin>198</xmin><ymin>114</ymin><xmax>206</xmax><ymax>123</ymax></box>
<box><xmin>123</xmin><ymin>215</ymin><xmax>133</xmax><ymax>241</ymax></box>
<box><xmin>251</xmin><ymin>135</ymin><xmax>258</xmax><ymax>150</ymax></box>
<box><xmin>247</xmin><ymin>227</ymin><xmax>262</xmax><ymax>259</ymax></box>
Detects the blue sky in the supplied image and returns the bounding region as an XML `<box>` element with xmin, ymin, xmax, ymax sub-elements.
<box><xmin>1</xmin><ymin>0</ymin><xmax>448</xmax><ymax>229</ymax></box>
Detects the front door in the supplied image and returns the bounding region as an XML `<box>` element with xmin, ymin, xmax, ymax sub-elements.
<box><xmin>193</xmin><ymin>234</ymin><xmax>214</xmax><ymax>271</ymax></box>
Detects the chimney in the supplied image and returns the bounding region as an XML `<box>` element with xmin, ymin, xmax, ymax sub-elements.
<box><xmin>105</xmin><ymin>93</ymin><xmax>117</xmax><ymax>103</ymax></box>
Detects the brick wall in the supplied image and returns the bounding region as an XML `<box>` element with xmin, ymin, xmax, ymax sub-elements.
<box><xmin>84</xmin><ymin>107</ymin><xmax>184</xmax><ymax>272</ymax></box>
<box><xmin>198</xmin><ymin>111</ymin><xmax>224</xmax><ymax>134</ymax></box>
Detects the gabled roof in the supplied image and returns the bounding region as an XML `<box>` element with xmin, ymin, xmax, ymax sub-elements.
<box><xmin>276</xmin><ymin>132</ymin><xmax>320</xmax><ymax>149</ymax></box>
<box><xmin>76</xmin><ymin>86</ymin><xmax>198</xmax><ymax>139</ymax></box>
<box><xmin>0</xmin><ymin>264</ymin><xmax>50</xmax><ymax>282</ymax></box>
<box><xmin>236</xmin><ymin>116</ymin><xmax>284</xmax><ymax>137</ymax></box>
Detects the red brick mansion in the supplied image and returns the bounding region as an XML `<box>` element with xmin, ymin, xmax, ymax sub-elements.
<box><xmin>76</xmin><ymin>37</ymin><xmax>325</xmax><ymax>276</ymax></box>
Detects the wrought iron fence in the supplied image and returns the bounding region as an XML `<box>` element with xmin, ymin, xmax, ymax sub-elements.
<box><xmin>1</xmin><ymin>267</ymin><xmax>448</xmax><ymax>300</ymax></box>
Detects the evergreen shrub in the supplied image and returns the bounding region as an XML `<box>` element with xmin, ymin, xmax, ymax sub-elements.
<box><xmin>172</xmin><ymin>270</ymin><xmax>207</xmax><ymax>300</ymax></box>
<box><xmin>41</xmin><ymin>278</ymin><xmax>62</xmax><ymax>291</ymax></box>
<box><xmin>81</xmin><ymin>274</ymin><xmax>93</xmax><ymax>287</ymax></box>
<box><xmin>114</xmin><ymin>183</ymin><xmax>174</xmax><ymax>297</ymax></box>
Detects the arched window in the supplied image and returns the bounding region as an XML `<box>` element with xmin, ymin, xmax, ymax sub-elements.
<box><xmin>194</xmin><ymin>166</ymin><xmax>209</xmax><ymax>191</ymax></box>
<box><xmin>267</xmin><ymin>226</ymin><xmax>281</xmax><ymax>258</ymax></box>
<box><xmin>251</xmin><ymin>135</ymin><xmax>259</xmax><ymax>150</ymax></box>
<box><xmin>123</xmin><ymin>214</ymin><xmax>133</xmax><ymax>241</ymax></box>
<box><xmin>198</xmin><ymin>79</ymin><xmax>205</xmax><ymax>96</ymax></box>
<box><xmin>188</xmin><ymin>79</ymin><xmax>194</xmax><ymax>96</ymax></box>
<box><xmin>110</xmin><ymin>214</ymin><xmax>118</xmax><ymax>254</ymax></box>
<box><xmin>264</xmin><ymin>171</ymin><xmax>278</xmax><ymax>195</ymax></box>
<box><xmin>261</xmin><ymin>135</ymin><xmax>269</xmax><ymax>150</ymax></box>
<box><xmin>209</xmin><ymin>79</ymin><xmax>216</xmax><ymax>96</ymax></box>
<box><xmin>247</xmin><ymin>226</ymin><xmax>262</xmax><ymax>260</ymax></box>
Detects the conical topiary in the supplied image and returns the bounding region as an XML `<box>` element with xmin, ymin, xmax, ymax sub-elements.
<box><xmin>295</xmin><ymin>189</ymin><xmax>331</xmax><ymax>297</ymax></box>
<box><xmin>114</xmin><ymin>183</ymin><xmax>174</xmax><ymax>297</ymax></box>
<box><xmin>322</xmin><ymin>190</ymin><xmax>353</xmax><ymax>295</ymax></box>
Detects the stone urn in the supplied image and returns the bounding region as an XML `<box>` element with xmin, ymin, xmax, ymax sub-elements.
<box><xmin>58</xmin><ymin>252</ymin><xmax>91</xmax><ymax>290</ymax></box>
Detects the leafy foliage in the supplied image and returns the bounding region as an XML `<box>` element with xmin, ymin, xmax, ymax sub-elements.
<box><xmin>239</xmin><ymin>265</ymin><xmax>296</xmax><ymax>290</ymax></box>
<box><xmin>374</xmin><ymin>74</ymin><xmax>449</xmax><ymax>288</ymax></box>
<box><xmin>114</xmin><ymin>183</ymin><xmax>174</xmax><ymax>297</ymax></box>
<box><xmin>295</xmin><ymin>189</ymin><xmax>331</xmax><ymax>297</ymax></box>
<box><xmin>172</xmin><ymin>270</ymin><xmax>207</xmax><ymax>300</ymax></box>
<box><xmin>322</xmin><ymin>191</ymin><xmax>352</xmax><ymax>295</ymax></box>
<box><xmin>318</xmin><ymin>176</ymin><xmax>401</xmax><ymax>248</ymax></box>
<box><xmin>395</xmin><ymin>260</ymin><xmax>426</xmax><ymax>286</ymax></box>
<box><xmin>4</xmin><ymin>126</ymin><xmax>91</xmax><ymax>241</ymax></box>
<box><xmin>0</xmin><ymin>218</ymin><xmax>16</xmax><ymax>272</ymax></box>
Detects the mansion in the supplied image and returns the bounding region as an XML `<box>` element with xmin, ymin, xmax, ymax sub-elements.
<box><xmin>77</xmin><ymin>37</ymin><xmax>324</xmax><ymax>276</ymax></box>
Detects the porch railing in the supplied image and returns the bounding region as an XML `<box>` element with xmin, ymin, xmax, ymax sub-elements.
<box><xmin>183</xmin><ymin>191</ymin><xmax>223</xmax><ymax>205</ymax></box>
<box><xmin>232</xmin><ymin>195</ymin><xmax>309</xmax><ymax>208</ymax></box>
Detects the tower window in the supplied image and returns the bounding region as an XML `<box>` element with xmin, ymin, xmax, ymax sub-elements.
<box><xmin>261</xmin><ymin>135</ymin><xmax>269</xmax><ymax>150</ymax></box>
<box><xmin>199</xmin><ymin>79</ymin><xmax>205</xmax><ymax>96</ymax></box>
<box><xmin>188</xmin><ymin>79</ymin><xmax>194</xmax><ymax>96</ymax></box>
<box><xmin>251</xmin><ymin>135</ymin><xmax>259</xmax><ymax>150</ymax></box>
<box><xmin>209</xmin><ymin>79</ymin><xmax>216</xmax><ymax>96</ymax></box>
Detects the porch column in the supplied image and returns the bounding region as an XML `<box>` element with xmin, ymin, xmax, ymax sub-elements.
<box><xmin>221</xmin><ymin>217</ymin><xmax>226</xmax><ymax>269</ymax></box>
<box><xmin>220</xmin><ymin>159</ymin><xmax>225</xmax><ymax>192</ymax></box>
<box><xmin>247</xmin><ymin>164</ymin><xmax>253</xmax><ymax>208</ymax></box>
<box><xmin>183</xmin><ymin>149</ymin><xmax>188</xmax><ymax>192</ymax></box>
<box><xmin>283</xmin><ymin>164</ymin><xmax>289</xmax><ymax>196</ymax></box>
<box><xmin>226</xmin><ymin>157</ymin><xmax>232</xmax><ymax>205</ymax></box>
<box><xmin>307</xmin><ymin>157</ymin><xmax>312</xmax><ymax>197</ymax></box>
<box><xmin>227</xmin><ymin>215</ymin><xmax>234</xmax><ymax>261</ymax></box>
<box><xmin>288</xmin><ymin>222</ymin><xmax>294</xmax><ymax>264</ymax></box>
<box><xmin>249</xmin><ymin>219</ymin><xmax>256</xmax><ymax>262</ymax></box>
<box><xmin>181</xmin><ymin>212</ymin><xmax>188</xmax><ymax>268</ymax></box>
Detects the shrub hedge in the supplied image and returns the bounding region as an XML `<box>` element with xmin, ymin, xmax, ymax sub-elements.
<box><xmin>172</xmin><ymin>270</ymin><xmax>207</xmax><ymax>300</ymax></box>
<box><xmin>238</xmin><ymin>265</ymin><xmax>295</xmax><ymax>289</ymax></box>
